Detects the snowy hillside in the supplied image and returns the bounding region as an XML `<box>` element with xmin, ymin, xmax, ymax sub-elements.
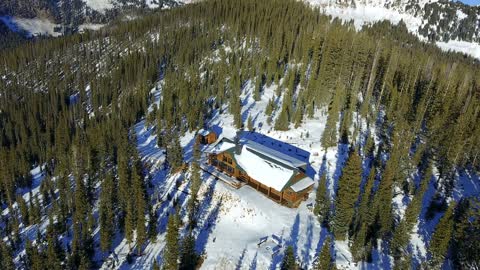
<box><xmin>0</xmin><ymin>0</ymin><xmax>188</xmax><ymax>37</ymax></box>
<box><xmin>1</xmin><ymin>0</ymin><xmax>479</xmax><ymax>269</ymax></box>
<box><xmin>304</xmin><ymin>0</ymin><xmax>480</xmax><ymax>59</ymax></box>
<box><xmin>98</xmin><ymin>67</ymin><xmax>478</xmax><ymax>269</ymax></box>
<box><xmin>1</xmin><ymin>0</ymin><xmax>479</xmax><ymax>60</ymax></box>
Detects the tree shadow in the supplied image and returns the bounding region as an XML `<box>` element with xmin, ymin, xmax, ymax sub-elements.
<box><xmin>235</xmin><ymin>248</ymin><xmax>247</xmax><ymax>270</ymax></box>
<box><xmin>330</xmin><ymin>143</ymin><xmax>349</xmax><ymax>198</ymax></box>
<box><xmin>288</xmin><ymin>213</ymin><xmax>301</xmax><ymax>255</ymax></box>
<box><xmin>318</xmin><ymin>154</ymin><xmax>328</xmax><ymax>178</ymax></box>
<box><xmin>369</xmin><ymin>240</ymin><xmax>392</xmax><ymax>270</ymax></box>
<box><xmin>183</xmin><ymin>136</ymin><xmax>197</xmax><ymax>163</ymax></box>
<box><xmin>210</xmin><ymin>124</ymin><xmax>223</xmax><ymax>138</ymax></box>
<box><xmin>249</xmin><ymin>252</ymin><xmax>258</xmax><ymax>270</ymax></box>
<box><xmin>301</xmin><ymin>216</ymin><xmax>314</xmax><ymax>268</ymax></box>
<box><xmin>417</xmin><ymin>173</ymin><xmax>440</xmax><ymax>243</ymax></box>
<box><xmin>194</xmin><ymin>176</ymin><xmax>219</xmax><ymax>254</ymax></box>
<box><xmin>241</xmin><ymin>101</ymin><xmax>256</xmax><ymax>123</ymax></box>
<box><xmin>314</xmin><ymin>227</ymin><xmax>329</xmax><ymax>257</ymax></box>
<box><xmin>269</xmin><ymin>249</ymin><xmax>283</xmax><ymax>270</ymax></box>
<box><xmin>269</xmin><ymin>213</ymin><xmax>301</xmax><ymax>270</ymax></box>
<box><xmin>195</xmin><ymin>197</ymin><xmax>222</xmax><ymax>255</ymax></box>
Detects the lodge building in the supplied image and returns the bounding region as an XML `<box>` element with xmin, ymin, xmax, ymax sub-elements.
<box><xmin>200</xmin><ymin>133</ymin><xmax>314</xmax><ymax>208</ymax></box>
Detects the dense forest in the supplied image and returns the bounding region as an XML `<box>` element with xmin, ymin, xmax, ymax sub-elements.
<box><xmin>0</xmin><ymin>0</ymin><xmax>479</xmax><ymax>269</ymax></box>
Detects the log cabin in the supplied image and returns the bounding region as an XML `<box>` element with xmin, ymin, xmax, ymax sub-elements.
<box><xmin>204</xmin><ymin>136</ymin><xmax>314</xmax><ymax>207</ymax></box>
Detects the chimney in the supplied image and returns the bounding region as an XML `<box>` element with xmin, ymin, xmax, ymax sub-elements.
<box><xmin>234</xmin><ymin>130</ymin><xmax>242</xmax><ymax>155</ymax></box>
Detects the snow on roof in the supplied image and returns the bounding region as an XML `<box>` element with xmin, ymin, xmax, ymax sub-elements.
<box><xmin>243</xmin><ymin>140</ymin><xmax>307</xmax><ymax>169</ymax></box>
<box><xmin>205</xmin><ymin>139</ymin><xmax>235</xmax><ymax>154</ymax></box>
<box><xmin>290</xmin><ymin>177</ymin><xmax>314</xmax><ymax>192</ymax></box>
<box><xmin>198</xmin><ymin>129</ymin><xmax>211</xmax><ymax>136</ymax></box>
<box><xmin>235</xmin><ymin>145</ymin><xmax>294</xmax><ymax>192</ymax></box>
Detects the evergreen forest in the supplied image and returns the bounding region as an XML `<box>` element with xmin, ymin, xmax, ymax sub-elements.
<box><xmin>0</xmin><ymin>0</ymin><xmax>479</xmax><ymax>269</ymax></box>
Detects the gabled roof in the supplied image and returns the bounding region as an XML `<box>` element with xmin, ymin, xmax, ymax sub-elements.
<box><xmin>204</xmin><ymin>137</ymin><xmax>235</xmax><ymax>154</ymax></box>
<box><xmin>198</xmin><ymin>128</ymin><xmax>211</xmax><ymax>136</ymax></box>
<box><xmin>243</xmin><ymin>140</ymin><xmax>308</xmax><ymax>169</ymax></box>
<box><xmin>290</xmin><ymin>176</ymin><xmax>315</xmax><ymax>192</ymax></box>
<box><xmin>235</xmin><ymin>145</ymin><xmax>295</xmax><ymax>192</ymax></box>
<box><xmin>204</xmin><ymin>135</ymin><xmax>314</xmax><ymax>193</ymax></box>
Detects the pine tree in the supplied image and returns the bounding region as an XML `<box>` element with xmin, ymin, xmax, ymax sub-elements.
<box><xmin>30</xmin><ymin>195</ymin><xmax>42</xmax><ymax>225</ymax></box>
<box><xmin>451</xmin><ymin>197</ymin><xmax>480</xmax><ymax>269</ymax></box>
<box><xmin>125</xmin><ymin>197</ymin><xmax>135</xmax><ymax>245</ymax></box>
<box><xmin>72</xmin><ymin>174</ymin><xmax>90</xmax><ymax>253</ymax></box>
<box><xmin>133</xmin><ymin>159</ymin><xmax>147</xmax><ymax>253</ymax></box>
<box><xmin>0</xmin><ymin>241</ymin><xmax>15</xmax><ymax>270</ymax></box>
<box><xmin>351</xmin><ymin>166</ymin><xmax>376</xmax><ymax>262</ymax></box>
<box><xmin>281</xmin><ymin>245</ymin><xmax>297</xmax><ymax>270</ymax></box>
<box><xmin>314</xmin><ymin>174</ymin><xmax>330</xmax><ymax>225</ymax></box>
<box><xmin>315</xmin><ymin>237</ymin><xmax>334</xmax><ymax>270</ymax></box>
<box><xmin>100</xmin><ymin>173</ymin><xmax>116</xmax><ymax>252</ymax></box>
<box><xmin>17</xmin><ymin>194</ymin><xmax>29</xmax><ymax>225</ymax></box>
<box><xmin>78</xmin><ymin>252</ymin><xmax>91</xmax><ymax>270</ymax></box>
<box><xmin>333</xmin><ymin>148</ymin><xmax>362</xmax><ymax>240</ymax></box>
<box><xmin>429</xmin><ymin>202</ymin><xmax>456</xmax><ymax>268</ymax></box>
<box><xmin>118</xmin><ymin>135</ymin><xmax>131</xmax><ymax>216</ymax></box>
<box><xmin>167</xmin><ymin>135</ymin><xmax>184</xmax><ymax>171</ymax></box>
<box><xmin>153</xmin><ymin>259</ymin><xmax>161</xmax><ymax>270</ymax></box>
<box><xmin>247</xmin><ymin>115</ymin><xmax>253</xmax><ymax>131</ymax></box>
<box><xmin>321</xmin><ymin>83</ymin><xmax>346</xmax><ymax>149</ymax></box>
<box><xmin>148</xmin><ymin>206</ymin><xmax>158</xmax><ymax>243</ymax></box>
<box><xmin>163</xmin><ymin>213</ymin><xmax>180</xmax><ymax>270</ymax></box>
<box><xmin>187</xmin><ymin>163</ymin><xmax>201</xmax><ymax>223</ymax></box>
<box><xmin>391</xmin><ymin>165</ymin><xmax>431</xmax><ymax>262</ymax></box>
<box><xmin>374</xmin><ymin>155</ymin><xmax>397</xmax><ymax>236</ymax></box>
<box><xmin>180</xmin><ymin>232</ymin><xmax>198</xmax><ymax>270</ymax></box>
<box><xmin>265</xmin><ymin>97</ymin><xmax>275</xmax><ymax>116</ymax></box>
<box><xmin>254</xmin><ymin>73</ymin><xmax>263</xmax><ymax>101</ymax></box>
<box><xmin>46</xmin><ymin>229</ymin><xmax>62</xmax><ymax>270</ymax></box>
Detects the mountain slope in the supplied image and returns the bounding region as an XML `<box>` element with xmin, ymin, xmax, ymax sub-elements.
<box><xmin>305</xmin><ymin>0</ymin><xmax>480</xmax><ymax>58</ymax></box>
<box><xmin>0</xmin><ymin>0</ymin><xmax>479</xmax><ymax>269</ymax></box>
<box><xmin>1</xmin><ymin>0</ymin><xmax>479</xmax><ymax>59</ymax></box>
<box><xmin>0</xmin><ymin>0</ymin><xmax>187</xmax><ymax>36</ymax></box>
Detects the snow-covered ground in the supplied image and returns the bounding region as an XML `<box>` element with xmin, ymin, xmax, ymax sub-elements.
<box><xmin>109</xmin><ymin>74</ymin><xmax>389</xmax><ymax>269</ymax></box>
<box><xmin>0</xmin><ymin>16</ymin><xmax>61</xmax><ymax>37</ymax></box>
<box><xmin>84</xmin><ymin>0</ymin><xmax>114</xmax><ymax>12</ymax></box>
<box><xmin>0</xmin><ymin>16</ymin><xmax>106</xmax><ymax>37</ymax></box>
<box><xmin>436</xmin><ymin>40</ymin><xmax>480</xmax><ymax>59</ymax></box>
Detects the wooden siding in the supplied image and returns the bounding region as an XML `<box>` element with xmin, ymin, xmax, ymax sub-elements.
<box><xmin>208</xmin><ymin>153</ymin><xmax>311</xmax><ymax>207</ymax></box>
<box><xmin>197</xmin><ymin>132</ymin><xmax>217</xmax><ymax>145</ymax></box>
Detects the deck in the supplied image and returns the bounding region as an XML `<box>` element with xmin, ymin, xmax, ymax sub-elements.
<box><xmin>199</xmin><ymin>163</ymin><xmax>244</xmax><ymax>189</ymax></box>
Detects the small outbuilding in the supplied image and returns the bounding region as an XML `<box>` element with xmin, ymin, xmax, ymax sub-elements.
<box><xmin>197</xmin><ymin>129</ymin><xmax>218</xmax><ymax>145</ymax></box>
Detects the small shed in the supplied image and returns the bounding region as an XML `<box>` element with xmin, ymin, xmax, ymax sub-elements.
<box><xmin>197</xmin><ymin>129</ymin><xmax>218</xmax><ymax>145</ymax></box>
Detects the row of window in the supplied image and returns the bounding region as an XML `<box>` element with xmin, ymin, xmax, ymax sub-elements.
<box><xmin>222</xmin><ymin>155</ymin><xmax>233</xmax><ymax>164</ymax></box>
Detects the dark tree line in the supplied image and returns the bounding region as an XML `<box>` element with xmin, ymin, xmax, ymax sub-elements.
<box><xmin>0</xmin><ymin>0</ymin><xmax>479</xmax><ymax>268</ymax></box>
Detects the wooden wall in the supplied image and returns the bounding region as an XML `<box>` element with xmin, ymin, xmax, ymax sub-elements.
<box><xmin>208</xmin><ymin>152</ymin><xmax>311</xmax><ymax>208</ymax></box>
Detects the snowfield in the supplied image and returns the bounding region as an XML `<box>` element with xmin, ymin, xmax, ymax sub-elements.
<box><xmin>84</xmin><ymin>0</ymin><xmax>114</xmax><ymax>12</ymax></box>
<box><xmin>0</xmin><ymin>16</ymin><xmax>61</xmax><ymax>37</ymax></box>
